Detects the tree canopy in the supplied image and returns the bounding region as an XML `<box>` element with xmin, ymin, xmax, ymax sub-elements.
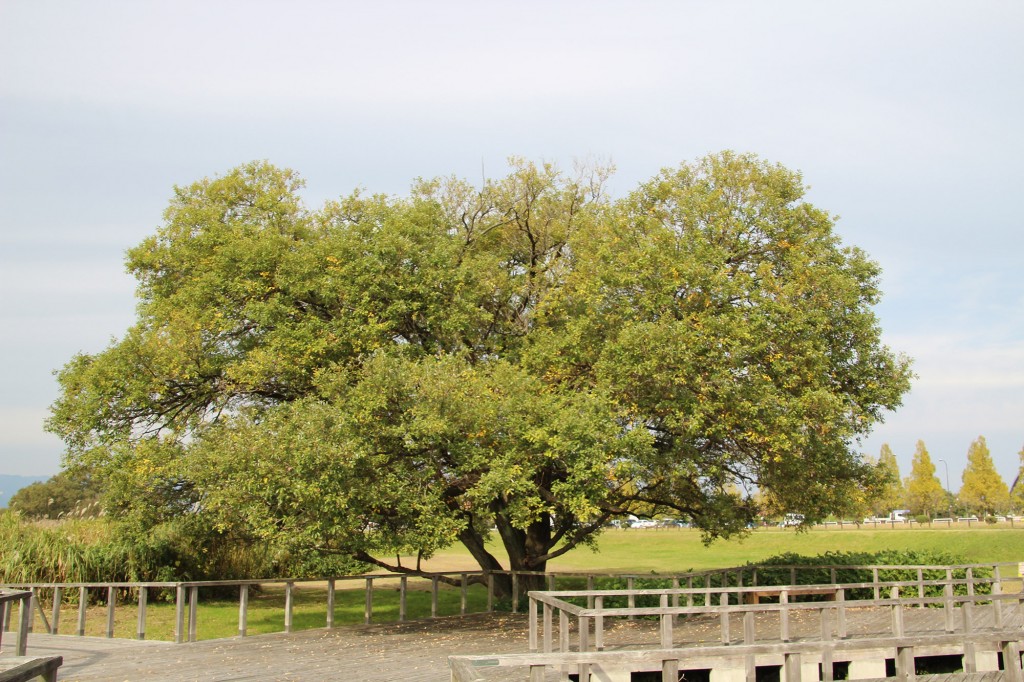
<box><xmin>47</xmin><ymin>153</ymin><xmax>913</xmax><ymax>585</ymax></box>
<box><xmin>959</xmin><ymin>436</ymin><xmax>1009</xmax><ymax>515</ymax></box>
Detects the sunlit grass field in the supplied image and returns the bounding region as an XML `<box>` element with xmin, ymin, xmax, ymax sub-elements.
<box><xmin>31</xmin><ymin>526</ymin><xmax>1024</xmax><ymax>641</ymax></box>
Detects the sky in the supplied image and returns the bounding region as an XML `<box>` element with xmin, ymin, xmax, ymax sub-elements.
<box><xmin>0</xmin><ymin>1</ymin><xmax>1021</xmax><ymax>492</ymax></box>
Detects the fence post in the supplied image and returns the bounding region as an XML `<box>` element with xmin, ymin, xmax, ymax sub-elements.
<box><xmin>559</xmin><ymin>609</ymin><xmax>569</xmax><ymax>652</ymax></box>
<box><xmin>944</xmin><ymin>569</ymin><xmax>955</xmax><ymax>633</ymax></box>
<box><xmin>836</xmin><ymin>589</ymin><xmax>847</xmax><ymax>639</ymax></box>
<box><xmin>77</xmin><ymin>586</ymin><xmax>87</xmax><ymax>637</ymax></box>
<box><xmin>431</xmin><ymin>576</ymin><xmax>439</xmax><ymax>618</ymax></box>
<box><xmin>528</xmin><ymin>594</ymin><xmax>538</xmax><ymax>652</ymax></box>
<box><xmin>27</xmin><ymin>588</ymin><xmax>36</xmax><ymax>634</ymax></box>
<box><xmin>327</xmin><ymin>578</ymin><xmax>335</xmax><ymax>628</ymax></box>
<box><xmin>1001</xmin><ymin>641</ymin><xmax>1023</xmax><ymax>682</ymax></box>
<box><xmin>136</xmin><ymin>586</ymin><xmax>147</xmax><ymax>640</ymax></box>
<box><xmin>174</xmin><ymin>585</ymin><xmax>185</xmax><ymax>644</ymax></box>
<box><xmin>188</xmin><ymin>585</ymin><xmax>198</xmax><ymax>643</ymax></box>
<box><xmin>821</xmin><ymin>607</ymin><xmax>834</xmax><ymax>681</ymax></box>
<box><xmin>486</xmin><ymin>573</ymin><xmax>494</xmax><ymax>613</ymax></box>
<box><xmin>543</xmin><ymin>601</ymin><xmax>553</xmax><ymax>653</ymax></box>
<box><xmin>720</xmin><ymin>592</ymin><xmax>730</xmax><ymax>644</ymax></box>
<box><xmin>285</xmin><ymin>582</ymin><xmax>294</xmax><ymax>633</ymax></box>
<box><xmin>963</xmin><ymin>599</ymin><xmax>977</xmax><ymax>672</ymax></box>
<box><xmin>239</xmin><ymin>584</ymin><xmax>248</xmax><ymax>637</ymax></box>
<box><xmin>399</xmin><ymin>576</ymin><xmax>407</xmax><ymax>622</ymax></box>
<box><xmin>460</xmin><ymin>573</ymin><xmax>468</xmax><ymax>616</ymax></box>
<box><xmin>106</xmin><ymin>585</ymin><xmax>116</xmax><ymax>638</ymax></box>
<box><xmin>578</xmin><ymin>614</ymin><xmax>590</xmax><ymax>653</ymax></box>
<box><xmin>512</xmin><ymin>573</ymin><xmax>519</xmax><ymax>614</ymax></box>
<box><xmin>890</xmin><ymin>586</ymin><xmax>904</xmax><ymax>637</ymax></box>
<box><xmin>51</xmin><ymin>586</ymin><xmax>62</xmax><ymax>635</ymax></box>
<box><xmin>993</xmin><ymin>580</ymin><xmax>1004</xmax><ymax>628</ymax></box>
<box><xmin>364</xmin><ymin>577</ymin><xmax>373</xmax><ymax>625</ymax></box>
<box><xmin>661</xmin><ymin>594</ymin><xmax>674</xmax><ymax>648</ymax></box>
<box><xmin>17</xmin><ymin>595</ymin><xmax>30</xmax><ymax>656</ymax></box>
<box><xmin>780</xmin><ymin>590</ymin><xmax>791</xmax><ymax>642</ymax></box>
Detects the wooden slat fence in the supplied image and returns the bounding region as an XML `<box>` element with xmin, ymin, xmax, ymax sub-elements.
<box><xmin>0</xmin><ymin>562</ymin><xmax>1017</xmax><ymax>645</ymax></box>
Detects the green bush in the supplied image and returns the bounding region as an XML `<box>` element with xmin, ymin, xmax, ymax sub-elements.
<box><xmin>747</xmin><ymin>550</ymin><xmax>991</xmax><ymax>600</ymax></box>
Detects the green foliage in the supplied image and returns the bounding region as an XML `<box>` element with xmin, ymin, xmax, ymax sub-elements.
<box><xmin>0</xmin><ymin>512</ymin><xmax>365</xmax><ymax>584</ymax></box>
<box><xmin>959</xmin><ymin>436</ymin><xmax>1010</xmax><ymax>515</ymax></box>
<box><xmin>46</xmin><ymin>154</ymin><xmax>913</xmax><ymax>579</ymax></box>
<box><xmin>7</xmin><ymin>469</ymin><xmax>103</xmax><ymax>519</ymax></box>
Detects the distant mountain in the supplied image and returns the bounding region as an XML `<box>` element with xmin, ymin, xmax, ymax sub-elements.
<box><xmin>0</xmin><ymin>474</ymin><xmax>48</xmax><ymax>509</ymax></box>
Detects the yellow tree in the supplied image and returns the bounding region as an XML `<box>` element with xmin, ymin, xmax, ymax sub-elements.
<box><xmin>959</xmin><ymin>436</ymin><xmax>1010</xmax><ymax>515</ymax></box>
<box><xmin>904</xmin><ymin>440</ymin><xmax>945</xmax><ymax>518</ymax></box>
<box><xmin>1011</xmin><ymin>445</ymin><xmax>1024</xmax><ymax>513</ymax></box>
<box><xmin>869</xmin><ymin>443</ymin><xmax>905</xmax><ymax>516</ymax></box>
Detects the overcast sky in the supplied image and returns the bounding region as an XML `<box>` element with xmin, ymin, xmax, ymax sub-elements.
<box><xmin>1</xmin><ymin>1</ymin><xmax>1021</xmax><ymax>492</ymax></box>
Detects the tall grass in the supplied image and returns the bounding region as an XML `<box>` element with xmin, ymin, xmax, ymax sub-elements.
<box><xmin>0</xmin><ymin>511</ymin><xmax>363</xmax><ymax>585</ymax></box>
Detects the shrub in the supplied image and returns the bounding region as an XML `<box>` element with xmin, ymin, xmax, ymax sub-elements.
<box><xmin>747</xmin><ymin>549</ymin><xmax>990</xmax><ymax>600</ymax></box>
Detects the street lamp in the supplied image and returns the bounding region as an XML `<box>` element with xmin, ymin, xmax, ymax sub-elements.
<box><xmin>937</xmin><ymin>458</ymin><xmax>952</xmax><ymax>518</ymax></box>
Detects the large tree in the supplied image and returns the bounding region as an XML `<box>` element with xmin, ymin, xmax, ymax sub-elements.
<box><xmin>47</xmin><ymin>153</ymin><xmax>912</xmax><ymax>590</ymax></box>
<box><xmin>959</xmin><ymin>436</ymin><xmax>1010</xmax><ymax>515</ymax></box>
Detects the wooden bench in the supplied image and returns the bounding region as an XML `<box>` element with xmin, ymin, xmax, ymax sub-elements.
<box><xmin>743</xmin><ymin>585</ymin><xmax>841</xmax><ymax>604</ymax></box>
<box><xmin>0</xmin><ymin>657</ymin><xmax>63</xmax><ymax>682</ymax></box>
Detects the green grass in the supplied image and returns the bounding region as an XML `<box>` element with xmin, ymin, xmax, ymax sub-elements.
<box><xmin>25</xmin><ymin>526</ymin><xmax>1024</xmax><ymax>641</ymax></box>
<box><xmin>542</xmin><ymin>526</ymin><xmax>1024</xmax><ymax>573</ymax></box>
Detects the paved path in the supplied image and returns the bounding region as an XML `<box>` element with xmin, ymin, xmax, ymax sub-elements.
<box><xmin>12</xmin><ymin>614</ymin><xmax>535</xmax><ymax>682</ymax></box>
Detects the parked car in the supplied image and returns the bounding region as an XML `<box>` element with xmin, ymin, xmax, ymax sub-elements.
<box><xmin>780</xmin><ymin>513</ymin><xmax>804</xmax><ymax>527</ymax></box>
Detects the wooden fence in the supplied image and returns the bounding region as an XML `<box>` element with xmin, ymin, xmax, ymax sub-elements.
<box><xmin>0</xmin><ymin>590</ymin><xmax>31</xmax><ymax>655</ymax></box>
<box><xmin>0</xmin><ymin>562</ymin><xmax>1018</xmax><ymax>645</ymax></box>
<box><xmin>451</xmin><ymin>571</ymin><xmax>1024</xmax><ymax>681</ymax></box>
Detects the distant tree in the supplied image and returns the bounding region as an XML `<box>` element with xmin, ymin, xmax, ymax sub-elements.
<box><xmin>959</xmin><ymin>436</ymin><xmax>1010</xmax><ymax>516</ymax></box>
<box><xmin>870</xmin><ymin>444</ymin><xmax>905</xmax><ymax>516</ymax></box>
<box><xmin>904</xmin><ymin>441</ymin><xmax>945</xmax><ymax>518</ymax></box>
<box><xmin>8</xmin><ymin>470</ymin><xmax>102</xmax><ymax>519</ymax></box>
<box><xmin>1011</xmin><ymin>445</ymin><xmax>1024</xmax><ymax>513</ymax></box>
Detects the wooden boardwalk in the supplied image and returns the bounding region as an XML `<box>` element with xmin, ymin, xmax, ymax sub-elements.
<box><xmin>2</xmin><ymin>604</ymin><xmax>1021</xmax><ymax>681</ymax></box>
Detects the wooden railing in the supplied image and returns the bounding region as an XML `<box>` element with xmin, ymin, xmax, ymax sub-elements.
<box><xmin>0</xmin><ymin>590</ymin><xmax>31</xmax><ymax>655</ymax></box>
<box><xmin>524</xmin><ymin>577</ymin><xmax>1022</xmax><ymax>655</ymax></box>
<box><xmin>1</xmin><ymin>562</ymin><xmax>1017</xmax><ymax>644</ymax></box>
<box><xmin>450</xmin><ymin>630</ymin><xmax>1024</xmax><ymax>682</ymax></box>
<box><xmin>451</xmin><ymin>573</ymin><xmax>1024</xmax><ymax>681</ymax></box>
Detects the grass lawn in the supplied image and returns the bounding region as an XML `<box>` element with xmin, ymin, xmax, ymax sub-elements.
<box><xmin>415</xmin><ymin>525</ymin><xmax>1024</xmax><ymax>573</ymax></box>
<box><xmin>31</xmin><ymin>525</ymin><xmax>1024</xmax><ymax>641</ymax></box>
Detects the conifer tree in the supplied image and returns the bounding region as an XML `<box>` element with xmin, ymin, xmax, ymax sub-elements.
<box><xmin>904</xmin><ymin>440</ymin><xmax>945</xmax><ymax>518</ymax></box>
<box><xmin>1011</xmin><ymin>445</ymin><xmax>1024</xmax><ymax>513</ymax></box>
<box><xmin>959</xmin><ymin>436</ymin><xmax>1010</xmax><ymax>515</ymax></box>
<box><xmin>872</xmin><ymin>443</ymin><xmax>905</xmax><ymax>516</ymax></box>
